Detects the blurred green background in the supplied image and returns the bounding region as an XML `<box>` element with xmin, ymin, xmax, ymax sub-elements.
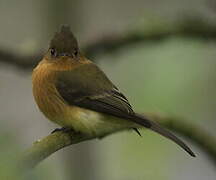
<box><xmin>0</xmin><ymin>0</ymin><xmax>216</xmax><ymax>179</ymax></box>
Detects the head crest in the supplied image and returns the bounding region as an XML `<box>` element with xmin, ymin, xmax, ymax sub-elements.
<box><xmin>49</xmin><ymin>25</ymin><xmax>78</xmax><ymax>55</ymax></box>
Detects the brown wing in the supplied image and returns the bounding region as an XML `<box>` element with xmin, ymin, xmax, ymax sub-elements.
<box><xmin>56</xmin><ymin>63</ymin><xmax>138</xmax><ymax>120</ymax></box>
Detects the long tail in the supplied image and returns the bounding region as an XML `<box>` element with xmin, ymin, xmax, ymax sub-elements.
<box><xmin>131</xmin><ymin>113</ymin><xmax>195</xmax><ymax>157</ymax></box>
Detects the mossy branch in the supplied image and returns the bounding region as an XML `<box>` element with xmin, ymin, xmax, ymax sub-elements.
<box><xmin>20</xmin><ymin>130</ymin><xmax>93</xmax><ymax>169</ymax></box>
<box><xmin>20</xmin><ymin>113</ymin><xmax>216</xmax><ymax>169</ymax></box>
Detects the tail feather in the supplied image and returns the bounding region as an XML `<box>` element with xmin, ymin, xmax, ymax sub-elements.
<box><xmin>132</xmin><ymin>113</ymin><xmax>195</xmax><ymax>157</ymax></box>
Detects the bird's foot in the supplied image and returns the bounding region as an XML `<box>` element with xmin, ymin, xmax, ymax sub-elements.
<box><xmin>51</xmin><ymin>127</ymin><xmax>74</xmax><ymax>134</ymax></box>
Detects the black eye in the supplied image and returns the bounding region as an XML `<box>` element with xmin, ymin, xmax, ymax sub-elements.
<box><xmin>50</xmin><ymin>48</ymin><xmax>56</xmax><ymax>56</ymax></box>
<box><xmin>74</xmin><ymin>49</ymin><xmax>78</xmax><ymax>56</ymax></box>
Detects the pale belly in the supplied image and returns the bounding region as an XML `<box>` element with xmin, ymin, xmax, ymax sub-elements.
<box><xmin>55</xmin><ymin>106</ymin><xmax>135</xmax><ymax>137</ymax></box>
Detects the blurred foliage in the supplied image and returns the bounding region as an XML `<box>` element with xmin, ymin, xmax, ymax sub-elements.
<box><xmin>0</xmin><ymin>122</ymin><xmax>66</xmax><ymax>180</ymax></box>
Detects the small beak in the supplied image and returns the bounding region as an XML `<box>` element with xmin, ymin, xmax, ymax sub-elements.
<box><xmin>59</xmin><ymin>53</ymin><xmax>71</xmax><ymax>57</ymax></box>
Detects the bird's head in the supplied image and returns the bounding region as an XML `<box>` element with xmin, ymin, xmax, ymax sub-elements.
<box><xmin>45</xmin><ymin>25</ymin><xmax>80</xmax><ymax>61</ymax></box>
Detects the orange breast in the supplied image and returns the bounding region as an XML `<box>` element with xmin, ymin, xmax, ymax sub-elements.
<box><xmin>32</xmin><ymin>61</ymin><xmax>69</xmax><ymax>125</ymax></box>
<box><xmin>32</xmin><ymin>57</ymin><xmax>103</xmax><ymax>131</ymax></box>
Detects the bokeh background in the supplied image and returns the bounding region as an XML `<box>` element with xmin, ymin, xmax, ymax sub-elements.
<box><xmin>1</xmin><ymin>0</ymin><xmax>216</xmax><ymax>179</ymax></box>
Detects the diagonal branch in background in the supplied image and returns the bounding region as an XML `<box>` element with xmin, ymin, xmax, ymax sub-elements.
<box><xmin>84</xmin><ymin>17</ymin><xmax>216</xmax><ymax>58</ymax></box>
<box><xmin>20</xmin><ymin>113</ymin><xmax>216</xmax><ymax>169</ymax></box>
<box><xmin>1</xmin><ymin>16</ymin><xmax>216</xmax><ymax>70</ymax></box>
<box><xmin>0</xmin><ymin>49</ymin><xmax>42</xmax><ymax>70</ymax></box>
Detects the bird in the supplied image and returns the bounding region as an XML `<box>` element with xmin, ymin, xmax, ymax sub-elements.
<box><xmin>32</xmin><ymin>25</ymin><xmax>195</xmax><ymax>157</ymax></box>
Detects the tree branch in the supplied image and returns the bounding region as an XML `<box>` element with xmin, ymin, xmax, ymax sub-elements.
<box><xmin>1</xmin><ymin>16</ymin><xmax>216</xmax><ymax>70</ymax></box>
<box><xmin>146</xmin><ymin>114</ymin><xmax>216</xmax><ymax>163</ymax></box>
<box><xmin>20</xmin><ymin>130</ymin><xmax>93</xmax><ymax>169</ymax></box>
<box><xmin>0</xmin><ymin>49</ymin><xmax>42</xmax><ymax>70</ymax></box>
<box><xmin>20</xmin><ymin>113</ymin><xmax>216</xmax><ymax>169</ymax></box>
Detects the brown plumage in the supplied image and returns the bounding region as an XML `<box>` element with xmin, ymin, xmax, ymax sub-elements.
<box><xmin>32</xmin><ymin>25</ymin><xmax>195</xmax><ymax>157</ymax></box>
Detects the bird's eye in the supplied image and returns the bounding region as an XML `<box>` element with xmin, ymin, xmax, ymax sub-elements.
<box><xmin>74</xmin><ymin>49</ymin><xmax>78</xmax><ymax>56</ymax></box>
<box><xmin>50</xmin><ymin>48</ymin><xmax>56</xmax><ymax>56</ymax></box>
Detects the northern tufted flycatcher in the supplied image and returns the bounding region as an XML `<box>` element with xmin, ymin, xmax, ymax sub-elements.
<box><xmin>32</xmin><ymin>25</ymin><xmax>195</xmax><ymax>157</ymax></box>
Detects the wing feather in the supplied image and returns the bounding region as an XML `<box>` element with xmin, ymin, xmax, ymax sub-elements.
<box><xmin>56</xmin><ymin>63</ymin><xmax>134</xmax><ymax>119</ymax></box>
